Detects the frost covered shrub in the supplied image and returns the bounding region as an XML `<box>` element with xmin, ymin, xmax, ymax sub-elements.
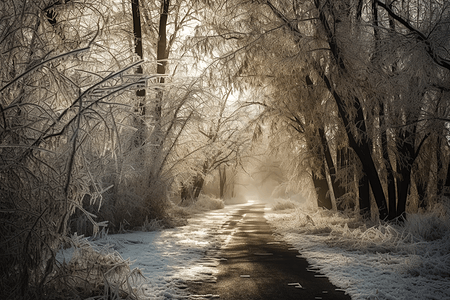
<box><xmin>270</xmin><ymin>203</ymin><xmax>450</xmax><ymax>277</ymax></box>
<box><xmin>176</xmin><ymin>194</ymin><xmax>224</xmax><ymax>215</ymax></box>
<box><xmin>193</xmin><ymin>194</ymin><xmax>225</xmax><ymax>210</ymax></box>
<box><xmin>271</xmin><ymin>198</ymin><xmax>298</xmax><ymax>211</ymax></box>
<box><xmin>0</xmin><ymin>0</ymin><xmax>153</xmax><ymax>297</ymax></box>
<box><xmin>405</xmin><ymin>210</ymin><xmax>450</xmax><ymax>241</ymax></box>
<box><xmin>140</xmin><ymin>217</ymin><xmax>166</xmax><ymax>232</ymax></box>
<box><xmin>96</xmin><ymin>179</ymin><xmax>170</xmax><ymax>233</ymax></box>
<box><xmin>52</xmin><ymin>235</ymin><xmax>145</xmax><ymax>299</ymax></box>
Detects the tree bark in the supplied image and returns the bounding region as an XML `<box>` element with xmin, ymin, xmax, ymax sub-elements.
<box><xmin>443</xmin><ymin>161</ymin><xmax>450</xmax><ymax>198</ymax></box>
<box><xmin>157</xmin><ymin>0</ymin><xmax>170</xmax><ymax>79</ymax></box>
<box><xmin>219</xmin><ymin>165</ymin><xmax>226</xmax><ymax>199</ymax></box>
<box><xmin>319</xmin><ymin>128</ymin><xmax>346</xmax><ymax>208</ymax></box>
<box><xmin>131</xmin><ymin>0</ymin><xmax>145</xmax><ymax>100</ymax></box>
<box><xmin>380</xmin><ymin>103</ymin><xmax>397</xmax><ymax>220</ymax></box>
<box><xmin>436</xmin><ymin>137</ymin><xmax>445</xmax><ymax>197</ymax></box>
<box><xmin>181</xmin><ymin>182</ymin><xmax>189</xmax><ymax>202</ymax></box>
<box><xmin>307</xmin><ymin>127</ymin><xmax>332</xmax><ymax>209</ymax></box>
<box><xmin>149</xmin><ymin>0</ymin><xmax>170</xmax><ymax>179</ymax></box>
<box><xmin>320</xmin><ymin>74</ymin><xmax>389</xmax><ymax>220</ymax></box>
<box><xmin>314</xmin><ymin>0</ymin><xmax>389</xmax><ymax>220</ymax></box>
<box><xmin>192</xmin><ymin>174</ymin><xmax>205</xmax><ymax>199</ymax></box>
<box><xmin>359</xmin><ymin>172</ymin><xmax>371</xmax><ymax>219</ymax></box>
<box><xmin>336</xmin><ymin>147</ymin><xmax>354</xmax><ymax>210</ymax></box>
<box><xmin>395</xmin><ymin>130</ymin><xmax>415</xmax><ymax>220</ymax></box>
<box><xmin>312</xmin><ymin>169</ymin><xmax>332</xmax><ymax>209</ymax></box>
<box><xmin>131</xmin><ymin>0</ymin><xmax>147</xmax><ymax>153</ymax></box>
<box><xmin>417</xmin><ymin>177</ymin><xmax>428</xmax><ymax>210</ymax></box>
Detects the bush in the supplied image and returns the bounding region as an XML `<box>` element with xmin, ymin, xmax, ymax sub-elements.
<box><xmin>52</xmin><ymin>234</ymin><xmax>145</xmax><ymax>300</ymax></box>
<box><xmin>191</xmin><ymin>194</ymin><xmax>225</xmax><ymax>211</ymax></box>
<box><xmin>271</xmin><ymin>198</ymin><xmax>299</xmax><ymax>211</ymax></box>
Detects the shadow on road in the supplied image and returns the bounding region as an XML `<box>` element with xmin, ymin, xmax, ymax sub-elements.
<box><xmin>188</xmin><ymin>201</ymin><xmax>351</xmax><ymax>300</ymax></box>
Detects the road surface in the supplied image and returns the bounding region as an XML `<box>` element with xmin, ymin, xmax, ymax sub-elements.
<box><xmin>188</xmin><ymin>201</ymin><xmax>351</xmax><ymax>300</ymax></box>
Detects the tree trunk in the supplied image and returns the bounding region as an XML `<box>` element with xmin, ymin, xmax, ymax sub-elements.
<box><xmin>131</xmin><ymin>0</ymin><xmax>146</xmax><ymax>152</ymax></box>
<box><xmin>417</xmin><ymin>178</ymin><xmax>428</xmax><ymax>210</ymax></box>
<box><xmin>395</xmin><ymin>130</ymin><xmax>415</xmax><ymax>220</ymax></box>
<box><xmin>396</xmin><ymin>162</ymin><xmax>411</xmax><ymax>220</ymax></box>
<box><xmin>190</xmin><ymin>162</ymin><xmax>209</xmax><ymax>200</ymax></box>
<box><xmin>436</xmin><ymin>137</ymin><xmax>445</xmax><ymax>197</ymax></box>
<box><xmin>149</xmin><ymin>0</ymin><xmax>170</xmax><ymax>179</ymax></box>
<box><xmin>336</xmin><ymin>147</ymin><xmax>354</xmax><ymax>210</ymax></box>
<box><xmin>443</xmin><ymin>161</ymin><xmax>450</xmax><ymax>198</ymax></box>
<box><xmin>219</xmin><ymin>165</ymin><xmax>226</xmax><ymax>199</ymax></box>
<box><xmin>372</xmin><ymin>0</ymin><xmax>395</xmax><ymax>220</ymax></box>
<box><xmin>181</xmin><ymin>182</ymin><xmax>189</xmax><ymax>202</ymax></box>
<box><xmin>380</xmin><ymin>103</ymin><xmax>397</xmax><ymax>220</ymax></box>
<box><xmin>312</xmin><ymin>169</ymin><xmax>332</xmax><ymax>209</ymax></box>
<box><xmin>314</xmin><ymin>1</ymin><xmax>389</xmax><ymax>220</ymax></box>
<box><xmin>319</xmin><ymin>128</ymin><xmax>346</xmax><ymax>208</ymax></box>
<box><xmin>157</xmin><ymin>0</ymin><xmax>170</xmax><ymax>78</ymax></box>
<box><xmin>307</xmin><ymin>128</ymin><xmax>332</xmax><ymax>209</ymax></box>
<box><xmin>320</xmin><ymin>74</ymin><xmax>389</xmax><ymax>220</ymax></box>
<box><xmin>192</xmin><ymin>174</ymin><xmax>205</xmax><ymax>199</ymax></box>
<box><xmin>384</xmin><ymin>137</ymin><xmax>397</xmax><ymax>220</ymax></box>
<box><xmin>359</xmin><ymin>172</ymin><xmax>371</xmax><ymax>219</ymax></box>
<box><xmin>131</xmin><ymin>0</ymin><xmax>145</xmax><ymax>103</ymax></box>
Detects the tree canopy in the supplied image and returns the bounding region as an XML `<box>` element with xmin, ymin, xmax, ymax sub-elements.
<box><xmin>1</xmin><ymin>0</ymin><xmax>450</xmax><ymax>298</ymax></box>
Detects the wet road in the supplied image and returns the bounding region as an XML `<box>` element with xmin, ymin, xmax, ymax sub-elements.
<box><xmin>188</xmin><ymin>202</ymin><xmax>351</xmax><ymax>300</ymax></box>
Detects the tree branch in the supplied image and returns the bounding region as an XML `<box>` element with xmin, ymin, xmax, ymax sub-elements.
<box><xmin>265</xmin><ymin>0</ymin><xmax>303</xmax><ymax>38</ymax></box>
<box><xmin>375</xmin><ymin>0</ymin><xmax>450</xmax><ymax>71</ymax></box>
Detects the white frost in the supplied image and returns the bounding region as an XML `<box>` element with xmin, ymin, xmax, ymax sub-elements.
<box><xmin>265</xmin><ymin>200</ymin><xmax>450</xmax><ymax>300</ymax></box>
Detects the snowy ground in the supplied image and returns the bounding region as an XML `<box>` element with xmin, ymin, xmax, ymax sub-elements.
<box><xmin>58</xmin><ymin>197</ymin><xmax>450</xmax><ymax>300</ymax></box>
<box><xmin>58</xmin><ymin>198</ymin><xmax>249</xmax><ymax>299</ymax></box>
<box><xmin>265</xmin><ymin>198</ymin><xmax>450</xmax><ymax>300</ymax></box>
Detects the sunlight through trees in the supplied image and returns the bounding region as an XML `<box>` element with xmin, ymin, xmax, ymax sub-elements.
<box><xmin>1</xmin><ymin>0</ymin><xmax>450</xmax><ymax>298</ymax></box>
<box><xmin>193</xmin><ymin>0</ymin><xmax>450</xmax><ymax>221</ymax></box>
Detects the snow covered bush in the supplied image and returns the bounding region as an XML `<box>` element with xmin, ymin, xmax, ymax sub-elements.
<box><xmin>140</xmin><ymin>217</ymin><xmax>166</xmax><ymax>232</ymax></box>
<box><xmin>190</xmin><ymin>194</ymin><xmax>225</xmax><ymax>211</ymax></box>
<box><xmin>170</xmin><ymin>194</ymin><xmax>225</xmax><ymax>221</ymax></box>
<box><xmin>267</xmin><ymin>202</ymin><xmax>450</xmax><ymax>299</ymax></box>
<box><xmin>405</xmin><ymin>202</ymin><xmax>450</xmax><ymax>242</ymax></box>
<box><xmin>271</xmin><ymin>198</ymin><xmax>298</xmax><ymax>211</ymax></box>
<box><xmin>0</xmin><ymin>1</ymin><xmax>160</xmax><ymax>298</ymax></box>
<box><xmin>53</xmin><ymin>234</ymin><xmax>146</xmax><ymax>300</ymax></box>
<box><xmin>268</xmin><ymin>203</ymin><xmax>450</xmax><ymax>278</ymax></box>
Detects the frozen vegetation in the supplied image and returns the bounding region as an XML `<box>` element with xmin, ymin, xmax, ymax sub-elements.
<box><xmin>266</xmin><ymin>198</ymin><xmax>450</xmax><ymax>300</ymax></box>
<box><xmin>56</xmin><ymin>195</ymin><xmax>240</xmax><ymax>299</ymax></box>
<box><xmin>3</xmin><ymin>1</ymin><xmax>450</xmax><ymax>299</ymax></box>
<box><xmin>56</xmin><ymin>195</ymin><xmax>450</xmax><ymax>300</ymax></box>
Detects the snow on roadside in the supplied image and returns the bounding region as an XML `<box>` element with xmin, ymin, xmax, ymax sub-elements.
<box><xmin>57</xmin><ymin>198</ymin><xmax>250</xmax><ymax>299</ymax></box>
<box><xmin>265</xmin><ymin>199</ymin><xmax>450</xmax><ymax>300</ymax></box>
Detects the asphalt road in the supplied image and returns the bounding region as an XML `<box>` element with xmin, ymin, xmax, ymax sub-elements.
<box><xmin>188</xmin><ymin>201</ymin><xmax>351</xmax><ymax>300</ymax></box>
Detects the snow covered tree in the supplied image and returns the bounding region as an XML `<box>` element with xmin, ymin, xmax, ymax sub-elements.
<box><xmin>172</xmin><ymin>89</ymin><xmax>252</xmax><ymax>202</ymax></box>
<box><xmin>193</xmin><ymin>0</ymin><xmax>450</xmax><ymax>220</ymax></box>
<box><xmin>0</xmin><ymin>0</ymin><xmax>151</xmax><ymax>297</ymax></box>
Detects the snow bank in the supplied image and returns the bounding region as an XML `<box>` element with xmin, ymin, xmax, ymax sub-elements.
<box><xmin>266</xmin><ymin>199</ymin><xmax>450</xmax><ymax>300</ymax></box>
<box><xmin>56</xmin><ymin>200</ymin><xmax>247</xmax><ymax>299</ymax></box>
